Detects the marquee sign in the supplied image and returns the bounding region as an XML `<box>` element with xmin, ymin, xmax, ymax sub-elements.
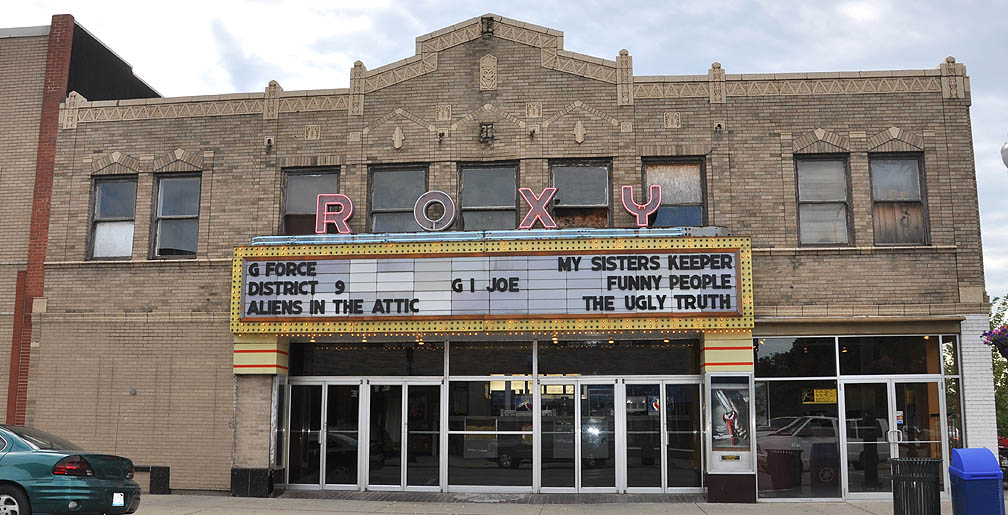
<box><xmin>230</xmin><ymin>235</ymin><xmax>753</xmax><ymax>335</ymax></box>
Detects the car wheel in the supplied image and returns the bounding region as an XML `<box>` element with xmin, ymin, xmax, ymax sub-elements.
<box><xmin>498</xmin><ymin>453</ymin><xmax>519</xmax><ymax>469</ymax></box>
<box><xmin>0</xmin><ymin>484</ymin><xmax>31</xmax><ymax>515</ymax></box>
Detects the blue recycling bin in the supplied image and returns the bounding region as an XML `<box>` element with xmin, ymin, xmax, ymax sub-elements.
<box><xmin>949</xmin><ymin>448</ymin><xmax>1005</xmax><ymax>515</ymax></box>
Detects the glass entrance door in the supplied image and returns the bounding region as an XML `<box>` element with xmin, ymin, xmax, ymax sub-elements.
<box><xmin>841</xmin><ymin>379</ymin><xmax>946</xmax><ymax>498</ymax></box>
<box><xmin>538</xmin><ymin>380</ymin><xmax>616</xmax><ymax>492</ymax></box>
<box><xmin>324</xmin><ymin>384</ymin><xmax>360</xmax><ymax>487</ymax></box>
<box><xmin>623</xmin><ymin>381</ymin><xmax>703</xmax><ymax>492</ymax></box>
<box><xmin>288</xmin><ymin>384</ymin><xmax>323</xmax><ymax>486</ymax></box>
<box><xmin>365</xmin><ymin>381</ymin><xmax>442</xmax><ymax>491</ymax></box>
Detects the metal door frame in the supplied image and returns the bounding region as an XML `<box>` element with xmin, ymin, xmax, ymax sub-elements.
<box><xmin>537</xmin><ymin>376</ymin><xmax>621</xmax><ymax>493</ymax></box>
<box><xmin>838</xmin><ymin>376</ymin><xmax>948</xmax><ymax>500</ymax></box>
<box><xmin>362</xmin><ymin>378</ymin><xmax>443</xmax><ymax>492</ymax></box>
<box><xmin>623</xmin><ymin>377</ymin><xmax>705</xmax><ymax>494</ymax></box>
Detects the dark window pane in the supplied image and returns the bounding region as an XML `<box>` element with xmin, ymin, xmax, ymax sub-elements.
<box><xmin>289</xmin><ymin>342</ymin><xmax>443</xmax><ymax>376</ymax></box>
<box><xmin>666</xmin><ymin>384</ymin><xmax>702</xmax><ymax>487</ymax></box>
<box><xmin>799</xmin><ymin>204</ymin><xmax>848</xmax><ymax>244</ymax></box>
<box><xmin>462</xmin><ymin>167</ymin><xmax>516</xmax><ymax>207</ymax></box>
<box><xmin>448</xmin><ymin>381</ymin><xmax>533</xmax><ymax>431</ymax></box>
<box><xmin>286</xmin><ymin>172</ymin><xmax>339</xmax><ymax>214</ymax></box>
<box><xmin>462</xmin><ymin>209</ymin><xmax>515</xmax><ymax>230</ymax></box>
<box><xmin>651</xmin><ymin>205</ymin><xmax>702</xmax><ymax>227</ymax></box>
<box><xmin>625</xmin><ymin>383</ymin><xmax>661</xmax><ymax>487</ymax></box>
<box><xmin>156</xmin><ymin>218</ymin><xmax>198</xmax><ymax>256</ymax></box>
<box><xmin>448</xmin><ymin>434</ymin><xmax>532</xmax><ymax>486</ymax></box>
<box><xmin>755</xmin><ymin>380</ymin><xmax>841</xmax><ymax>498</ymax></box>
<box><xmin>325</xmin><ymin>384</ymin><xmax>358</xmax><ymax>485</ymax></box>
<box><xmin>871</xmin><ymin>159</ymin><xmax>921</xmax><ymax>201</ymax></box>
<box><xmin>552</xmin><ymin>165</ymin><xmax>608</xmax><ymax>207</ymax></box>
<box><xmin>872</xmin><ymin>202</ymin><xmax>925</xmax><ymax>244</ymax></box>
<box><xmin>450</xmin><ymin>341</ymin><xmax>531</xmax><ymax>375</ymax></box>
<box><xmin>797</xmin><ymin>160</ymin><xmax>846</xmax><ymax>202</ymax></box>
<box><xmin>158</xmin><ymin>177</ymin><xmax>201</xmax><ymax>216</ymax></box>
<box><xmin>95</xmin><ymin>181</ymin><xmax>136</xmax><ymax>219</ymax></box>
<box><xmin>754</xmin><ymin>337</ymin><xmax>836</xmax><ymax>377</ymax></box>
<box><xmin>372</xmin><ymin>212</ymin><xmax>422</xmax><ymax>233</ymax></box>
<box><xmin>368</xmin><ymin>384</ymin><xmax>402</xmax><ymax>485</ymax></box>
<box><xmin>838</xmin><ymin>336</ymin><xmax>940</xmax><ymax>375</ymax></box>
<box><xmin>646</xmin><ymin>163</ymin><xmax>702</xmax><ymax>204</ymax></box>
<box><xmin>538</xmin><ymin>340</ymin><xmax>700</xmax><ymax>376</ymax></box>
<box><xmin>581</xmin><ymin>384</ymin><xmax>616</xmax><ymax>487</ymax></box>
<box><xmin>540</xmin><ymin>383</ymin><xmax>575</xmax><ymax>487</ymax></box>
<box><xmin>372</xmin><ymin>170</ymin><xmax>425</xmax><ymax>210</ymax></box>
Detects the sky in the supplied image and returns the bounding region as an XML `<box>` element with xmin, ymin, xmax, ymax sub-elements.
<box><xmin>8</xmin><ymin>0</ymin><xmax>1008</xmax><ymax>299</ymax></box>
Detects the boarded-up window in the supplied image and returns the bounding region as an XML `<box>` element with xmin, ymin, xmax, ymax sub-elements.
<box><xmin>552</xmin><ymin>162</ymin><xmax>610</xmax><ymax>228</ymax></box>
<box><xmin>371</xmin><ymin>168</ymin><xmax>425</xmax><ymax>232</ymax></box>
<box><xmin>283</xmin><ymin>169</ymin><xmax>339</xmax><ymax>235</ymax></box>
<box><xmin>461</xmin><ymin>165</ymin><xmax>516</xmax><ymax>230</ymax></box>
<box><xmin>871</xmin><ymin>157</ymin><xmax>926</xmax><ymax>244</ymax></box>
<box><xmin>645</xmin><ymin>162</ymin><xmax>703</xmax><ymax>227</ymax></box>
<box><xmin>796</xmin><ymin>159</ymin><xmax>850</xmax><ymax>245</ymax></box>
<box><xmin>90</xmin><ymin>178</ymin><xmax>137</xmax><ymax>258</ymax></box>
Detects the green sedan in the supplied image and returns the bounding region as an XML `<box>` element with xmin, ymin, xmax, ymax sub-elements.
<box><xmin>0</xmin><ymin>425</ymin><xmax>140</xmax><ymax>515</ymax></box>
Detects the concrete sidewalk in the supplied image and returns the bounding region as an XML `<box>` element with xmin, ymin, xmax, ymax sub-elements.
<box><xmin>136</xmin><ymin>493</ymin><xmax>982</xmax><ymax>514</ymax></box>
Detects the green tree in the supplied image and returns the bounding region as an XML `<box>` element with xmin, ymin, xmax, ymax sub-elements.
<box><xmin>990</xmin><ymin>295</ymin><xmax>1008</xmax><ymax>438</ymax></box>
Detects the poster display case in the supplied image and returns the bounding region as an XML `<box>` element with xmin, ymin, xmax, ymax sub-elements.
<box><xmin>705</xmin><ymin>373</ymin><xmax>755</xmax><ymax>474</ymax></box>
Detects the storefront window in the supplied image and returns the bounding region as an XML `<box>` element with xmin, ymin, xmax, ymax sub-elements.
<box><xmin>449</xmin><ymin>341</ymin><xmax>531</xmax><ymax>376</ymax></box>
<box><xmin>538</xmin><ymin>339</ymin><xmax>699</xmax><ymax>376</ymax></box>
<box><xmin>839</xmin><ymin>336</ymin><xmax>941</xmax><ymax>375</ymax></box>
<box><xmin>942</xmin><ymin>335</ymin><xmax>959</xmax><ymax>375</ymax></box>
<box><xmin>447</xmin><ymin>380</ymin><xmax>533</xmax><ymax>487</ymax></box>
<box><xmin>288</xmin><ymin>342</ymin><xmax>443</xmax><ymax>376</ymax></box>
<box><xmin>754</xmin><ymin>337</ymin><xmax>836</xmax><ymax>377</ymax></box>
<box><xmin>755</xmin><ymin>379</ymin><xmax>841</xmax><ymax>498</ymax></box>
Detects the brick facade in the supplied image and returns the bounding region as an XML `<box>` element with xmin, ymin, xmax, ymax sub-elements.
<box><xmin>2</xmin><ymin>14</ymin><xmax>993</xmax><ymax>492</ymax></box>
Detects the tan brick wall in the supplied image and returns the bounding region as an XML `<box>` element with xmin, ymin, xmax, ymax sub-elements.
<box><xmin>25</xmin><ymin>318</ymin><xmax>233</xmax><ymax>490</ymax></box>
<box><xmin>0</xmin><ymin>34</ymin><xmax>48</xmax><ymax>417</ymax></box>
<box><xmin>34</xmin><ymin>22</ymin><xmax>986</xmax><ymax>490</ymax></box>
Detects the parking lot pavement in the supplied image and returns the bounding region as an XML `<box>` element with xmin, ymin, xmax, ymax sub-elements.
<box><xmin>136</xmin><ymin>494</ymin><xmax>985</xmax><ymax>515</ymax></box>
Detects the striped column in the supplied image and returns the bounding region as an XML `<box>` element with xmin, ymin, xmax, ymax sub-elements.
<box><xmin>233</xmin><ymin>335</ymin><xmax>289</xmax><ymax>375</ymax></box>
<box><xmin>701</xmin><ymin>330</ymin><xmax>754</xmax><ymax>372</ymax></box>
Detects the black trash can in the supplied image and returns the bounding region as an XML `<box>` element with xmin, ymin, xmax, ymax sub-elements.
<box><xmin>891</xmin><ymin>457</ymin><xmax>941</xmax><ymax>515</ymax></box>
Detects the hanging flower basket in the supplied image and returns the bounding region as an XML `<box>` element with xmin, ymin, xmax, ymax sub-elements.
<box><xmin>982</xmin><ymin>324</ymin><xmax>1008</xmax><ymax>360</ymax></box>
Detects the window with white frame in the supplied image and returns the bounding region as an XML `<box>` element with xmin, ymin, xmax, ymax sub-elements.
<box><xmin>796</xmin><ymin>158</ymin><xmax>851</xmax><ymax>245</ymax></box>
<box><xmin>90</xmin><ymin>177</ymin><xmax>137</xmax><ymax>258</ymax></box>
<box><xmin>153</xmin><ymin>175</ymin><xmax>201</xmax><ymax>257</ymax></box>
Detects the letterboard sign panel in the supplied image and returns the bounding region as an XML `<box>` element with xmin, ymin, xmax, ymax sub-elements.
<box><xmin>230</xmin><ymin>235</ymin><xmax>753</xmax><ymax>335</ymax></box>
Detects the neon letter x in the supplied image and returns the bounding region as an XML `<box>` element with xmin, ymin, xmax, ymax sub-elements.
<box><xmin>518</xmin><ymin>187</ymin><xmax>557</xmax><ymax>229</ymax></box>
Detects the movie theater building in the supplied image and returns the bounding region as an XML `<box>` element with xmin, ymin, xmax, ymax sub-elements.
<box><xmin>5</xmin><ymin>14</ymin><xmax>996</xmax><ymax>502</ymax></box>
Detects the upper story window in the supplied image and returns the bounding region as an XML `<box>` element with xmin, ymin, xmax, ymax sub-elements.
<box><xmin>89</xmin><ymin>177</ymin><xmax>137</xmax><ymax>259</ymax></box>
<box><xmin>370</xmin><ymin>167</ymin><xmax>426</xmax><ymax>232</ymax></box>
<box><xmin>282</xmin><ymin>168</ymin><xmax>340</xmax><ymax>235</ymax></box>
<box><xmin>153</xmin><ymin>175</ymin><xmax>201</xmax><ymax>257</ymax></box>
<box><xmin>551</xmin><ymin>161</ymin><xmax>610</xmax><ymax>228</ymax></box>
<box><xmin>870</xmin><ymin>155</ymin><xmax>927</xmax><ymax>245</ymax></box>
<box><xmin>796</xmin><ymin>158</ymin><xmax>851</xmax><ymax>245</ymax></box>
<box><xmin>459</xmin><ymin>164</ymin><xmax>516</xmax><ymax>230</ymax></box>
<box><xmin>644</xmin><ymin>161</ymin><xmax>704</xmax><ymax>227</ymax></box>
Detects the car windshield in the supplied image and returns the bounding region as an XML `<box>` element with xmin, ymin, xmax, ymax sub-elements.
<box><xmin>5</xmin><ymin>426</ymin><xmax>83</xmax><ymax>451</ymax></box>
